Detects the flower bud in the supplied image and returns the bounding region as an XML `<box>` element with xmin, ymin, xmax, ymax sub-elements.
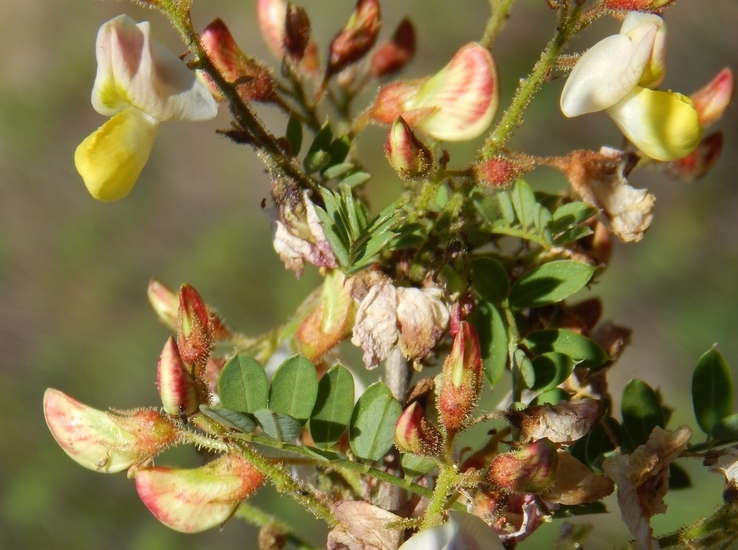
<box><xmin>690</xmin><ymin>67</ymin><xmax>734</xmax><ymax>128</ymax></box>
<box><xmin>157</xmin><ymin>337</ymin><xmax>203</xmax><ymax>418</ymax></box>
<box><xmin>474</xmin><ymin>156</ymin><xmax>534</xmax><ymax>188</ymax></box>
<box><xmin>438</xmin><ymin>320</ymin><xmax>483</xmax><ymax>432</ymax></box>
<box><xmin>604</xmin><ymin>0</ymin><xmax>675</xmax><ymax>9</ymax></box>
<box><xmin>177</xmin><ymin>284</ymin><xmax>213</xmax><ymax>365</ymax></box>
<box><xmin>135</xmin><ymin>453</ymin><xmax>265</xmax><ymax>533</ymax></box>
<box><xmin>44</xmin><ymin>388</ymin><xmax>177</xmax><ymax>473</ymax></box>
<box><xmin>385</xmin><ymin>117</ymin><xmax>433</xmax><ymax>179</ymax></box>
<box><xmin>370</xmin><ymin>18</ymin><xmax>416</xmax><ymax>78</ymax></box>
<box><xmin>327</xmin><ymin>0</ymin><xmax>381</xmax><ymax>77</ymax></box>
<box><xmin>665</xmin><ymin>131</ymin><xmax>723</xmax><ymax>181</ymax></box>
<box><xmin>370</xmin><ymin>43</ymin><xmax>499</xmax><ymax>141</ymax></box>
<box><xmin>147</xmin><ymin>278</ymin><xmax>179</xmax><ymax>331</ymax></box>
<box><xmin>487</xmin><ymin>438</ymin><xmax>558</xmax><ymax>493</ymax></box>
<box><xmin>284</xmin><ymin>3</ymin><xmax>311</xmax><ymax>62</ymax></box>
<box><xmin>201</xmin><ymin>19</ymin><xmax>276</xmax><ymax>103</ymax></box>
<box><xmin>256</xmin><ymin>0</ymin><xmax>288</xmax><ymax>60</ymax></box>
<box><xmin>394</xmin><ymin>401</ymin><xmax>442</xmax><ymax>457</ymax></box>
<box><xmin>296</xmin><ymin>270</ymin><xmax>355</xmax><ymax>362</ymax></box>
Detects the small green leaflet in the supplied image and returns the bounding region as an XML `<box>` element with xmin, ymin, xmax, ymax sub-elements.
<box><xmin>621</xmin><ymin>379</ymin><xmax>664</xmax><ymax>449</ymax></box>
<box><xmin>349</xmin><ymin>382</ymin><xmax>401</xmax><ymax>462</ymax></box>
<box><xmin>692</xmin><ymin>348</ymin><xmax>734</xmax><ymax>436</ymax></box>
<box><xmin>269</xmin><ymin>355</ymin><xmax>319</xmax><ymax>425</ymax></box>
<box><xmin>199</xmin><ymin>405</ymin><xmax>257</xmax><ymax>433</ymax></box>
<box><xmin>509</xmin><ymin>260</ymin><xmax>594</xmax><ymax>309</ymax></box>
<box><xmin>309</xmin><ymin>365</ymin><xmax>355</xmax><ymax>448</ymax></box>
<box><xmin>524</xmin><ymin>329</ymin><xmax>609</xmax><ymax>369</ymax></box>
<box><xmin>218</xmin><ymin>354</ymin><xmax>269</xmax><ymax>414</ymax></box>
<box><xmin>253</xmin><ymin>409</ymin><xmax>303</xmax><ymax>441</ymax></box>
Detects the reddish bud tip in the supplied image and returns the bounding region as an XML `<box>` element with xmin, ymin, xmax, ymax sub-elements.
<box><xmin>666</xmin><ymin>131</ymin><xmax>723</xmax><ymax>181</ymax></box>
<box><xmin>487</xmin><ymin>438</ymin><xmax>558</xmax><ymax>493</ymax></box>
<box><xmin>395</xmin><ymin>401</ymin><xmax>442</xmax><ymax>457</ymax></box>
<box><xmin>475</xmin><ymin>156</ymin><xmax>533</xmax><ymax>188</ymax></box>
<box><xmin>385</xmin><ymin>116</ymin><xmax>433</xmax><ymax>179</ymax></box>
<box><xmin>690</xmin><ymin>67</ymin><xmax>734</xmax><ymax>128</ymax></box>
<box><xmin>135</xmin><ymin>453</ymin><xmax>265</xmax><ymax>533</ymax></box>
<box><xmin>147</xmin><ymin>279</ymin><xmax>179</xmax><ymax>331</ymax></box>
<box><xmin>438</xmin><ymin>321</ymin><xmax>483</xmax><ymax>433</ymax></box>
<box><xmin>284</xmin><ymin>3</ymin><xmax>311</xmax><ymax>62</ymax></box>
<box><xmin>256</xmin><ymin>0</ymin><xmax>287</xmax><ymax>60</ymax></box>
<box><xmin>157</xmin><ymin>337</ymin><xmax>202</xmax><ymax>418</ymax></box>
<box><xmin>177</xmin><ymin>284</ymin><xmax>213</xmax><ymax>365</ymax></box>
<box><xmin>327</xmin><ymin>0</ymin><xmax>381</xmax><ymax>77</ymax></box>
<box><xmin>370</xmin><ymin>18</ymin><xmax>416</xmax><ymax>78</ymax></box>
<box><xmin>603</xmin><ymin>0</ymin><xmax>674</xmax><ymax>9</ymax></box>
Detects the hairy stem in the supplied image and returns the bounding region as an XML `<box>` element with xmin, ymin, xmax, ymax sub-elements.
<box><xmin>481</xmin><ymin>0</ymin><xmax>517</xmax><ymax>49</ymax></box>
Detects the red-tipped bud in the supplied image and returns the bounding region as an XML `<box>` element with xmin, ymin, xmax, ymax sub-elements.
<box><xmin>296</xmin><ymin>270</ymin><xmax>355</xmax><ymax>362</ymax></box>
<box><xmin>148</xmin><ymin>279</ymin><xmax>179</xmax><ymax>331</ymax></box>
<box><xmin>438</xmin><ymin>320</ymin><xmax>483</xmax><ymax>433</ymax></box>
<box><xmin>327</xmin><ymin>0</ymin><xmax>381</xmax><ymax>77</ymax></box>
<box><xmin>44</xmin><ymin>388</ymin><xmax>177</xmax><ymax>473</ymax></box>
<box><xmin>135</xmin><ymin>453</ymin><xmax>265</xmax><ymax>533</ymax></box>
<box><xmin>256</xmin><ymin>0</ymin><xmax>287</xmax><ymax>60</ymax></box>
<box><xmin>666</xmin><ymin>131</ymin><xmax>723</xmax><ymax>181</ymax></box>
<box><xmin>475</xmin><ymin>156</ymin><xmax>534</xmax><ymax>188</ymax></box>
<box><xmin>385</xmin><ymin>117</ymin><xmax>433</xmax><ymax>179</ymax></box>
<box><xmin>370</xmin><ymin>18</ymin><xmax>416</xmax><ymax>78</ymax></box>
<box><xmin>157</xmin><ymin>337</ymin><xmax>202</xmax><ymax>418</ymax></box>
<box><xmin>177</xmin><ymin>284</ymin><xmax>213</xmax><ymax>365</ymax></box>
<box><xmin>201</xmin><ymin>19</ymin><xmax>276</xmax><ymax>102</ymax></box>
<box><xmin>284</xmin><ymin>3</ymin><xmax>311</xmax><ymax>62</ymax></box>
<box><xmin>690</xmin><ymin>67</ymin><xmax>734</xmax><ymax>128</ymax></box>
<box><xmin>603</xmin><ymin>0</ymin><xmax>674</xmax><ymax>9</ymax></box>
<box><xmin>487</xmin><ymin>438</ymin><xmax>558</xmax><ymax>493</ymax></box>
<box><xmin>395</xmin><ymin>401</ymin><xmax>442</xmax><ymax>457</ymax></box>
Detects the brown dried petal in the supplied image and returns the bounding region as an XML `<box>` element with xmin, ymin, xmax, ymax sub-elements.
<box><xmin>603</xmin><ymin>425</ymin><xmax>692</xmax><ymax>550</ymax></box>
<box><xmin>541</xmin><ymin>451</ymin><xmax>614</xmax><ymax>505</ymax></box>
<box><xmin>504</xmin><ymin>399</ymin><xmax>602</xmax><ymax>444</ymax></box>
<box><xmin>396</xmin><ymin>286</ymin><xmax>448</xmax><ymax>361</ymax></box>
<box><xmin>327</xmin><ymin>501</ymin><xmax>402</xmax><ymax>550</ymax></box>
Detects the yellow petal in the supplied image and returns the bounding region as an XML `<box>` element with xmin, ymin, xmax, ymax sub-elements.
<box><xmin>607</xmin><ymin>87</ymin><xmax>702</xmax><ymax>161</ymax></box>
<box><xmin>74</xmin><ymin>108</ymin><xmax>159</xmax><ymax>201</ymax></box>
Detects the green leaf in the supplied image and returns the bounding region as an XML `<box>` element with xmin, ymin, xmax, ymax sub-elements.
<box><xmin>401</xmin><ymin>453</ymin><xmax>438</xmax><ymax>477</ymax></box>
<box><xmin>509</xmin><ymin>260</ymin><xmax>594</xmax><ymax>309</ymax></box>
<box><xmin>551</xmin><ymin>202</ymin><xmax>598</xmax><ymax>235</ymax></box>
<box><xmin>286</xmin><ymin>115</ymin><xmax>302</xmax><ymax>156</ymax></box>
<box><xmin>253</xmin><ymin>409</ymin><xmax>303</xmax><ymax>441</ymax></box>
<box><xmin>692</xmin><ymin>349</ymin><xmax>734</xmax><ymax>436</ymax></box>
<box><xmin>515</xmin><ymin>348</ymin><xmax>536</xmax><ymax>389</ymax></box>
<box><xmin>304</xmin><ymin>150</ymin><xmax>332</xmax><ymax>174</ymax></box>
<box><xmin>475</xmin><ymin>301</ymin><xmax>509</xmax><ymax>385</ymax></box>
<box><xmin>269</xmin><ymin>355</ymin><xmax>319</xmax><ymax>425</ymax></box>
<box><xmin>669</xmin><ymin>463</ymin><xmax>691</xmax><ymax>489</ymax></box>
<box><xmin>303</xmin><ymin>121</ymin><xmax>333</xmax><ymax>174</ymax></box>
<box><xmin>218</xmin><ymin>354</ymin><xmax>269</xmax><ymax>414</ymax></box>
<box><xmin>510</xmin><ymin>179</ymin><xmax>537</xmax><ymax>229</ymax></box>
<box><xmin>621</xmin><ymin>379</ymin><xmax>664</xmax><ymax>449</ymax></box>
<box><xmin>471</xmin><ymin>257</ymin><xmax>509</xmax><ymax>303</ymax></box>
<box><xmin>553</xmin><ymin>226</ymin><xmax>593</xmax><ymax>245</ymax></box>
<box><xmin>530</xmin><ymin>352</ymin><xmax>575</xmax><ymax>392</ymax></box>
<box><xmin>199</xmin><ymin>405</ymin><xmax>257</xmax><ymax>433</ymax></box>
<box><xmin>585</xmin><ymin>417</ymin><xmax>621</xmax><ymax>471</ymax></box>
<box><xmin>325</xmin><ymin>135</ymin><xmax>350</xmax><ymax>169</ymax></box>
<box><xmin>529</xmin><ymin>388</ymin><xmax>570</xmax><ymax>406</ymax></box>
<box><xmin>341</xmin><ymin>171</ymin><xmax>372</xmax><ymax>189</ymax></box>
<box><xmin>349</xmin><ymin>382</ymin><xmax>401</xmax><ymax>462</ymax></box>
<box><xmin>323</xmin><ymin>162</ymin><xmax>355</xmax><ymax>180</ymax></box>
<box><xmin>524</xmin><ymin>329</ymin><xmax>609</xmax><ymax>369</ymax></box>
<box><xmin>309</xmin><ymin>365</ymin><xmax>355</xmax><ymax>448</ymax></box>
<box><xmin>711</xmin><ymin>413</ymin><xmax>738</xmax><ymax>440</ymax></box>
<box><xmin>497</xmin><ymin>190</ymin><xmax>515</xmax><ymax>224</ymax></box>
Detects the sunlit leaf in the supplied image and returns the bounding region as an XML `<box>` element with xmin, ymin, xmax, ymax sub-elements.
<box><xmin>253</xmin><ymin>409</ymin><xmax>303</xmax><ymax>441</ymax></box>
<box><xmin>515</xmin><ymin>348</ymin><xmax>536</xmax><ymax>389</ymax></box>
<box><xmin>349</xmin><ymin>382</ymin><xmax>401</xmax><ymax>462</ymax></box>
<box><xmin>475</xmin><ymin>301</ymin><xmax>509</xmax><ymax>385</ymax></box>
<box><xmin>309</xmin><ymin>365</ymin><xmax>355</xmax><ymax>448</ymax></box>
<box><xmin>269</xmin><ymin>355</ymin><xmax>318</xmax><ymax>425</ymax></box>
<box><xmin>509</xmin><ymin>260</ymin><xmax>594</xmax><ymax>309</ymax></box>
<box><xmin>529</xmin><ymin>388</ymin><xmax>570</xmax><ymax>406</ymax></box>
<box><xmin>530</xmin><ymin>352</ymin><xmax>575</xmax><ymax>392</ymax></box>
<box><xmin>199</xmin><ymin>405</ymin><xmax>257</xmax><ymax>433</ymax></box>
<box><xmin>523</xmin><ymin>329</ymin><xmax>609</xmax><ymax>369</ymax></box>
<box><xmin>218</xmin><ymin>354</ymin><xmax>269</xmax><ymax>414</ymax></box>
<box><xmin>401</xmin><ymin>453</ymin><xmax>438</xmax><ymax>478</ymax></box>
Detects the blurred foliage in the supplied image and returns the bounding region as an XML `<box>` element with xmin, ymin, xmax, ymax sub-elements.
<box><xmin>0</xmin><ymin>0</ymin><xmax>736</xmax><ymax>548</ymax></box>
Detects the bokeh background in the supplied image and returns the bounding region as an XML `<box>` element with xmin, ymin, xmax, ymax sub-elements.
<box><xmin>1</xmin><ymin>0</ymin><xmax>736</xmax><ymax>548</ymax></box>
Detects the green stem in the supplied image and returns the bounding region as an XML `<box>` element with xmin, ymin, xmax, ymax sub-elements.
<box><xmin>480</xmin><ymin>0</ymin><xmax>517</xmax><ymax>49</ymax></box>
<box><xmin>236</xmin><ymin>503</ymin><xmax>322</xmax><ymax>550</ymax></box>
<box><xmin>422</xmin><ymin>465</ymin><xmax>463</xmax><ymax>529</ymax></box>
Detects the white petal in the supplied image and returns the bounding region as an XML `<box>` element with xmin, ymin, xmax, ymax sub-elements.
<box><xmin>606</xmin><ymin>87</ymin><xmax>702</xmax><ymax>161</ymax></box>
<box><xmin>92</xmin><ymin>15</ymin><xmax>217</xmax><ymax>121</ymax></box>
<box><xmin>560</xmin><ymin>30</ymin><xmax>655</xmax><ymax>117</ymax></box>
<box><xmin>399</xmin><ymin>511</ymin><xmax>504</xmax><ymax>550</ymax></box>
<box><xmin>75</xmin><ymin>107</ymin><xmax>160</xmax><ymax>201</ymax></box>
<box><xmin>620</xmin><ymin>13</ymin><xmax>666</xmax><ymax>89</ymax></box>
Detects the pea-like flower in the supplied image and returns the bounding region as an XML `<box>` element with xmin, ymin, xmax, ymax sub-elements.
<box><xmin>560</xmin><ymin>12</ymin><xmax>701</xmax><ymax>161</ymax></box>
<box><xmin>75</xmin><ymin>15</ymin><xmax>218</xmax><ymax>201</ymax></box>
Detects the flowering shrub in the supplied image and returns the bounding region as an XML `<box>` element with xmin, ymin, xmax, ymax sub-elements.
<box><xmin>45</xmin><ymin>0</ymin><xmax>737</xmax><ymax>548</ymax></box>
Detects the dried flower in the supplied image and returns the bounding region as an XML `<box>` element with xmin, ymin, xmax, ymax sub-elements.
<box><xmin>327</xmin><ymin>501</ymin><xmax>403</xmax><ymax>550</ymax></box>
<box><xmin>541</xmin><ymin>451</ymin><xmax>615</xmax><ymax>505</ymax></box>
<box><xmin>503</xmin><ymin>398</ymin><xmax>602</xmax><ymax>444</ymax></box>
<box><xmin>75</xmin><ymin>15</ymin><xmax>217</xmax><ymax>201</ymax></box>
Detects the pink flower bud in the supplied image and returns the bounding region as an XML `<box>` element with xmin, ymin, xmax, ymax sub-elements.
<box><xmin>256</xmin><ymin>0</ymin><xmax>287</xmax><ymax>60</ymax></box>
<box><xmin>147</xmin><ymin>278</ymin><xmax>179</xmax><ymax>331</ymax></box>
<box><xmin>370</xmin><ymin>43</ymin><xmax>499</xmax><ymax>141</ymax></box>
<box><xmin>474</xmin><ymin>156</ymin><xmax>534</xmax><ymax>188</ymax></box>
<box><xmin>487</xmin><ymin>438</ymin><xmax>558</xmax><ymax>493</ymax></box>
<box><xmin>201</xmin><ymin>19</ymin><xmax>276</xmax><ymax>103</ymax></box>
<box><xmin>666</xmin><ymin>131</ymin><xmax>723</xmax><ymax>181</ymax></box>
<box><xmin>44</xmin><ymin>388</ymin><xmax>177</xmax><ymax>473</ymax></box>
<box><xmin>370</xmin><ymin>18</ymin><xmax>416</xmax><ymax>78</ymax></box>
<box><xmin>690</xmin><ymin>67</ymin><xmax>734</xmax><ymax>128</ymax></box>
<box><xmin>394</xmin><ymin>401</ymin><xmax>442</xmax><ymax>457</ymax></box>
<box><xmin>157</xmin><ymin>337</ymin><xmax>203</xmax><ymax>418</ymax></box>
<box><xmin>438</xmin><ymin>320</ymin><xmax>483</xmax><ymax>433</ymax></box>
<box><xmin>284</xmin><ymin>4</ymin><xmax>311</xmax><ymax>62</ymax></box>
<box><xmin>135</xmin><ymin>453</ymin><xmax>265</xmax><ymax>533</ymax></box>
<box><xmin>177</xmin><ymin>284</ymin><xmax>213</xmax><ymax>365</ymax></box>
<box><xmin>604</xmin><ymin>0</ymin><xmax>675</xmax><ymax>9</ymax></box>
<box><xmin>327</xmin><ymin>0</ymin><xmax>381</xmax><ymax>77</ymax></box>
<box><xmin>385</xmin><ymin>117</ymin><xmax>433</xmax><ymax>179</ymax></box>
<box><xmin>296</xmin><ymin>270</ymin><xmax>355</xmax><ymax>362</ymax></box>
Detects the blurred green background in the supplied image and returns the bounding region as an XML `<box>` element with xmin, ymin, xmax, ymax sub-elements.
<box><xmin>1</xmin><ymin>0</ymin><xmax>736</xmax><ymax>548</ymax></box>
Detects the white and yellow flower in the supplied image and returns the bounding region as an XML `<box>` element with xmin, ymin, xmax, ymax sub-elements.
<box><xmin>560</xmin><ymin>13</ymin><xmax>701</xmax><ymax>161</ymax></box>
<box><xmin>75</xmin><ymin>15</ymin><xmax>218</xmax><ymax>201</ymax></box>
